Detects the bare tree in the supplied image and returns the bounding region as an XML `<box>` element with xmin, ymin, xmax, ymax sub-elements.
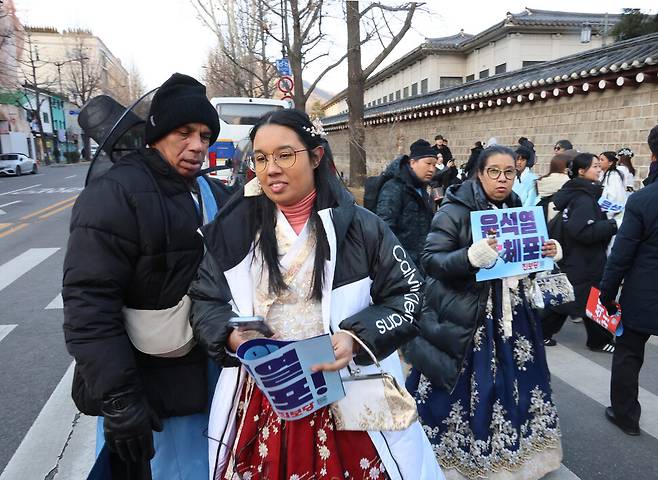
<box><xmin>193</xmin><ymin>0</ymin><xmax>277</xmax><ymax>98</ymax></box>
<box><xmin>346</xmin><ymin>1</ymin><xmax>419</xmax><ymax>186</ymax></box>
<box><xmin>65</xmin><ymin>34</ymin><xmax>102</xmax><ymax>161</ymax></box>
<box><xmin>0</xmin><ymin>0</ymin><xmax>17</xmax><ymax>89</ymax></box>
<box><xmin>114</xmin><ymin>62</ymin><xmax>146</xmax><ymax>106</ymax></box>
<box><xmin>14</xmin><ymin>29</ymin><xmax>57</xmax><ymax>165</ymax></box>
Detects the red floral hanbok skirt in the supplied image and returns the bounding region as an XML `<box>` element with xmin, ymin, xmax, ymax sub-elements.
<box><xmin>221</xmin><ymin>380</ymin><xmax>387</xmax><ymax>480</ymax></box>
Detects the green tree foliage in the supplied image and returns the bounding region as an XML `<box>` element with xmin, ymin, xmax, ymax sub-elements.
<box><xmin>611</xmin><ymin>8</ymin><xmax>658</xmax><ymax>41</ymax></box>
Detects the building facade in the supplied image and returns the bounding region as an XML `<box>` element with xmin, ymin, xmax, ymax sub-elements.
<box><xmin>324</xmin><ymin>8</ymin><xmax>620</xmax><ymax>116</ymax></box>
<box><xmin>323</xmin><ymin>33</ymin><xmax>658</xmax><ymax>187</ymax></box>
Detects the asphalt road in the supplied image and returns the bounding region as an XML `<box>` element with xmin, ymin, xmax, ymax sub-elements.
<box><xmin>0</xmin><ymin>164</ymin><xmax>656</xmax><ymax>479</ymax></box>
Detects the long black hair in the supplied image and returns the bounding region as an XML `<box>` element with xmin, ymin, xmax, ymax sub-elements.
<box><xmin>247</xmin><ymin>109</ymin><xmax>340</xmax><ymax>301</ymax></box>
<box><xmin>600</xmin><ymin>151</ymin><xmax>622</xmax><ymax>183</ymax></box>
<box><xmin>569</xmin><ymin>152</ymin><xmax>596</xmax><ymax>178</ymax></box>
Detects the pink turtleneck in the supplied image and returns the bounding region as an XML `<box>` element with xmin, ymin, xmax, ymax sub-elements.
<box><xmin>279</xmin><ymin>190</ymin><xmax>317</xmax><ymax>234</ymax></box>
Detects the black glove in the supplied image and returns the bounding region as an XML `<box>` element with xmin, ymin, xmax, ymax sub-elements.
<box><xmin>102</xmin><ymin>392</ymin><xmax>163</xmax><ymax>464</ymax></box>
<box><xmin>599</xmin><ymin>292</ymin><xmax>618</xmax><ymax>316</ymax></box>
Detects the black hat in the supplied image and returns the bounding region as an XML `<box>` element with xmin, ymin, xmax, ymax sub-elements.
<box><xmin>409</xmin><ymin>139</ymin><xmax>435</xmax><ymax>160</ymax></box>
<box><xmin>145</xmin><ymin>73</ymin><xmax>220</xmax><ymax>145</ymax></box>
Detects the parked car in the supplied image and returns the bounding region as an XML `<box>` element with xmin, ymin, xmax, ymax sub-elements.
<box><xmin>0</xmin><ymin>153</ymin><xmax>38</xmax><ymax>176</ymax></box>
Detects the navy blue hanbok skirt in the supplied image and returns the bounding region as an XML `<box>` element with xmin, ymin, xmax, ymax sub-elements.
<box><xmin>407</xmin><ymin>280</ymin><xmax>562</xmax><ymax>479</ymax></box>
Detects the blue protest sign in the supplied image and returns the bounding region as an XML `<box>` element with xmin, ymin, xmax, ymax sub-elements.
<box><xmin>470</xmin><ymin>206</ymin><xmax>554</xmax><ymax>281</ymax></box>
<box><xmin>598</xmin><ymin>197</ymin><xmax>625</xmax><ymax>214</ymax></box>
<box><xmin>276</xmin><ymin>58</ymin><xmax>292</xmax><ymax>76</ymax></box>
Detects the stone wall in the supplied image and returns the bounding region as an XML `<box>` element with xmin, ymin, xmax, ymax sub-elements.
<box><xmin>327</xmin><ymin>82</ymin><xmax>658</xmax><ymax>182</ymax></box>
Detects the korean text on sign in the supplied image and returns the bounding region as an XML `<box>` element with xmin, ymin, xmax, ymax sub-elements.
<box><xmin>470</xmin><ymin>206</ymin><xmax>554</xmax><ymax>281</ymax></box>
<box><xmin>236</xmin><ymin>334</ymin><xmax>345</xmax><ymax>420</ymax></box>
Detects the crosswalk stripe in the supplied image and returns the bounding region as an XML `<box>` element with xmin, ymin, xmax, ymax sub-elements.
<box><xmin>0</xmin><ymin>362</ymin><xmax>80</xmax><ymax>480</ymax></box>
<box><xmin>546</xmin><ymin>344</ymin><xmax>658</xmax><ymax>438</ymax></box>
<box><xmin>0</xmin><ymin>324</ymin><xmax>17</xmax><ymax>343</ymax></box>
<box><xmin>544</xmin><ymin>464</ymin><xmax>581</xmax><ymax>480</ymax></box>
<box><xmin>648</xmin><ymin>336</ymin><xmax>658</xmax><ymax>347</ymax></box>
<box><xmin>45</xmin><ymin>293</ymin><xmax>63</xmax><ymax>310</ymax></box>
<box><xmin>0</xmin><ymin>248</ymin><xmax>60</xmax><ymax>292</ymax></box>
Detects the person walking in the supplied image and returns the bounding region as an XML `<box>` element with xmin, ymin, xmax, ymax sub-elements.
<box><xmin>536</xmin><ymin>153</ymin><xmax>571</xmax><ymax>222</ymax></box>
<box><xmin>512</xmin><ymin>145</ymin><xmax>538</xmax><ymax>207</ymax></box>
<box><xmin>404</xmin><ymin>145</ymin><xmax>563</xmax><ymax>480</ymax></box>
<box><xmin>616</xmin><ymin>147</ymin><xmax>637</xmax><ymax>193</ymax></box>
<box><xmin>599</xmin><ymin>125</ymin><xmax>658</xmax><ymax>436</ymax></box>
<box><xmin>62</xmin><ymin>73</ymin><xmax>231</xmax><ymax>479</ymax></box>
<box><xmin>432</xmin><ymin>134</ymin><xmax>453</xmax><ymax>161</ymax></box>
<box><xmin>188</xmin><ymin>109</ymin><xmax>443</xmax><ymax>480</ymax></box>
<box><xmin>376</xmin><ymin>139</ymin><xmax>436</xmax><ymax>270</ymax></box>
<box><xmin>599</xmin><ymin>151</ymin><xmax>627</xmax><ymax>211</ymax></box>
<box><xmin>542</xmin><ymin>153</ymin><xmax>618</xmax><ymax>351</ymax></box>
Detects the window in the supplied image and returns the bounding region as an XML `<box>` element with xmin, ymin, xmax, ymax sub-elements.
<box><xmin>388</xmin><ymin>93</ymin><xmax>394</xmax><ymax>102</ymax></box>
<box><xmin>440</xmin><ymin>77</ymin><xmax>463</xmax><ymax>89</ymax></box>
<box><xmin>411</xmin><ymin>83</ymin><xmax>418</xmax><ymax>96</ymax></box>
<box><xmin>479</xmin><ymin>69</ymin><xmax>489</xmax><ymax>79</ymax></box>
<box><xmin>522</xmin><ymin>60</ymin><xmax>545</xmax><ymax>68</ymax></box>
<box><xmin>395</xmin><ymin>90</ymin><xmax>401</xmax><ymax>101</ymax></box>
<box><xmin>495</xmin><ymin>63</ymin><xmax>507</xmax><ymax>74</ymax></box>
<box><xmin>466</xmin><ymin>74</ymin><xmax>475</xmax><ymax>82</ymax></box>
<box><xmin>403</xmin><ymin>86</ymin><xmax>409</xmax><ymax>98</ymax></box>
<box><xmin>42</xmin><ymin>112</ymin><xmax>49</xmax><ymax>123</ymax></box>
<box><xmin>216</xmin><ymin>103</ymin><xmax>284</xmax><ymax>125</ymax></box>
<box><xmin>382</xmin><ymin>96</ymin><xmax>386</xmax><ymax>104</ymax></box>
<box><xmin>421</xmin><ymin>79</ymin><xmax>428</xmax><ymax>94</ymax></box>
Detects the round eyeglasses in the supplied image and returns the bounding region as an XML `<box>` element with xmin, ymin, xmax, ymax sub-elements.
<box><xmin>249</xmin><ymin>148</ymin><xmax>309</xmax><ymax>172</ymax></box>
<box><xmin>486</xmin><ymin>167</ymin><xmax>516</xmax><ymax>181</ymax></box>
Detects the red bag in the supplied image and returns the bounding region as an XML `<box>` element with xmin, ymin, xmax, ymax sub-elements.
<box><xmin>585</xmin><ymin>287</ymin><xmax>623</xmax><ymax>336</ymax></box>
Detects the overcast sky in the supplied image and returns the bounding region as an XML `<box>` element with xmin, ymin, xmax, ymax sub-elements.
<box><xmin>14</xmin><ymin>0</ymin><xmax>658</xmax><ymax>96</ymax></box>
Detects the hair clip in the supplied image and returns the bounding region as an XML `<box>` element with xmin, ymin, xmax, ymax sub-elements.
<box><xmin>617</xmin><ymin>147</ymin><xmax>634</xmax><ymax>158</ymax></box>
<box><xmin>302</xmin><ymin>117</ymin><xmax>326</xmax><ymax>138</ymax></box>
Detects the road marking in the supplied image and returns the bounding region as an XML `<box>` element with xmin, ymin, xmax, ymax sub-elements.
<box><xmin>0</xmin><ymin>201</ymin><xmax>21</xmax><ymax>215</ymax></box>
<box><xmin>45</xmin><ymin>293</ymin><xmax>63</xmax><ymax>310</ymax></box>
<box><xmin>547</xmin><ymin>344</ymin><xmax>658</xmax><ymax>438</ymax></box>
<box><xmin>7</xmin><ymin>187</ymin><xmax>83</xmax><ymax>195</ymax></box>
<box><xmin>0</xmin><ymin>223</ymin><xmax>28</xmax><ymax>239</ymax></box>
<box><xmin>0</xmin><ymin>248</ymin><xmax>60</xmax><ymax>292</ymax></box>
<box><xmin>543</xmin><ymin>464</ymin><xmax>581</xmax><ymax>479</ymax></box>
<box><xmin>64</xmin><ymin>175</ymin><xmax>77</xmax><ymax>179</ymax></box>
<box><xmin>648</xmin><ymin>336</ymin><xmax>658</xmax><ymax>347</ymax></box>
<box><xmin>38</xmin><ymin>199</ymin><xmax>77</xmax><ymax>220</ymax></box>
<box><xmin>20</xmin><ymin>195</ymin><xmax>78</xmax><ymax>221</ymax></box>
<box><xmin>0</xmin><ymin>222</ymin><xmax>12</xmax><ymax>230</ymax></box>
<box><xmin>0</xmin><ymin>324</ymin><xmax>17</xmax><ymax>343</ymax></box>
<box><xmin>0</xmin><ymin>362</ymin><xmax>84</xmax><ymax>480</ymax></box>
<box><xmin>0</xmin><ymin>184</ymin><xmax>41</xmax><ymax>196</ymax></box>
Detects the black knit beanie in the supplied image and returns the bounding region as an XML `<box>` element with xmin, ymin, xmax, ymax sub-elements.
<box><xmin>145</xmin><ymin>73</ymin><xmax>220</xmax><ymax>146</ymax></box>
<box><xmin>409</xmin><ymin>139</ymin><xmax>435</xmax><ymax>160</ymax></box>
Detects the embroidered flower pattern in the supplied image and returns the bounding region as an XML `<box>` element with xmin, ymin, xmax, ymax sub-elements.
<box><xmin>513</xmin><ymin>335</ymin><xmax>534</xmax><ymax>371</ymax></box>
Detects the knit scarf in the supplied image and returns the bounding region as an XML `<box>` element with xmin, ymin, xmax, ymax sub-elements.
<box><xmin>279</xmin><ymin>190</ymin><xmax>317</xmax><ymax>235</ymax></box>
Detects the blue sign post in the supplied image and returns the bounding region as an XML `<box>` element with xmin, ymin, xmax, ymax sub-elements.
<box><xmin>276</xmin><ymin>58</ymin><xmax>292</xmax><ymax>76</ymax></box>
<box><xmin>470</xmin><ymin>206</ymin><xmax>553</xmax><ymax>281</ymax></box>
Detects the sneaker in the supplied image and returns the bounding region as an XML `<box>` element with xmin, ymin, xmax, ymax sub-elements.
<box><xmin>543</xmin><ymin>338</ymin><xmax>557</xmax><ymax>346</ymax></box>
<box><xmin>605</xmin><ymin>407</ymin><xmax>640</xmax><ymax>436</ymax></box>
<box><xmin>589</xmin><ymin>343</ymin><xmax>615</xmax><ymax>353</ymax></box>
<box><xmin>570</xmin><ymin>316</ymin><xmax>582</xmax><ymax>323</ymax></box>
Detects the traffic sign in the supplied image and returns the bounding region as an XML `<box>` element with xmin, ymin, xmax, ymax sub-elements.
<box><xmin>277</xmin><ymin>76</ymin><xmax>294</xmax><ymax>94</ymax></box>
<box><xmin>276</xmin><ymin>58</ymin><xmax>292</xmax><ymax>76</ymax></box>
<box><xmin>281</xmin><ymin>95</ymin><xmax>294</xmax><ymax>109</ymax></box>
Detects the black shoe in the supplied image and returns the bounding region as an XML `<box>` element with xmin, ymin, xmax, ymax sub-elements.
<box><xmin>605</xmin><ymin>407</ymin><xmax>640</xmax><ymax>436</ymax></box>
<box><xmin>543</xmin><ymin>338</ymin><xmax>557</xmax><ymax>346</ymax></box>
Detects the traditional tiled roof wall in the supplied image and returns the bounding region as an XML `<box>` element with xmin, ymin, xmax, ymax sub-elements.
<box><xmin>323</xmin><ymin>32</ymin><xmax>658</xmax><ymax>132</ymax></box>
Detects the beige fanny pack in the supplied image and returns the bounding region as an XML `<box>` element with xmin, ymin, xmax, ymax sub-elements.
<box><xmin>123</xmin><ymin>295</ymin><xmax>195</xmax><ymax>358</ymax></box>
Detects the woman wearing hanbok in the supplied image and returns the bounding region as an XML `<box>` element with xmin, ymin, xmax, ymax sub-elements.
<box><xmin>404</xmin><ymin>145</ymin><xmax>563</xmax><ymax>480</ymax></box>
<box><xmin>188</xmin><ymin>109</ymin><xmax>442</xmax><ymax>480</ymax></box>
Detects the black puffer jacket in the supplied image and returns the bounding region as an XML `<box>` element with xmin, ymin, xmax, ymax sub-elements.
<box><xmin>600</xmin><ymin>175</ymin><xmax>658</xmax><ymax>335</ymax></box>
<box><xmin>63</xmin><ymin>148</ymin><xmax>232</xmax><ymax>417</ymax></box>
<box><xmin>551</xmin><ymin>177</ymin><xmax>617</xmax><ymax>316</ymax></box>
<box><xmin>188</xmin><ymin>183</ymin><xmax>422</xmax><ymax>368</ymax></box>
<box><xmin>402</xmin><ymin>180</ymin><xmax>521</xmax><ymax>392</ymax></box>
<box><xmin>375</xmin><ymin>159</ymin><xmax>433</xmax><ymax>269</ymax></box>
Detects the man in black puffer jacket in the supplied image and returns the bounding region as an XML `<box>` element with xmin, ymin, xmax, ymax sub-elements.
<box><xmin>376</xmin><ymin>139</ymin><xmax>436</xmax><ymax>270</ymax></box>
<box><xmin>63</xmin><ymin>73</ymin><xmax>231</xmax><ymax>476</ymax></box>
